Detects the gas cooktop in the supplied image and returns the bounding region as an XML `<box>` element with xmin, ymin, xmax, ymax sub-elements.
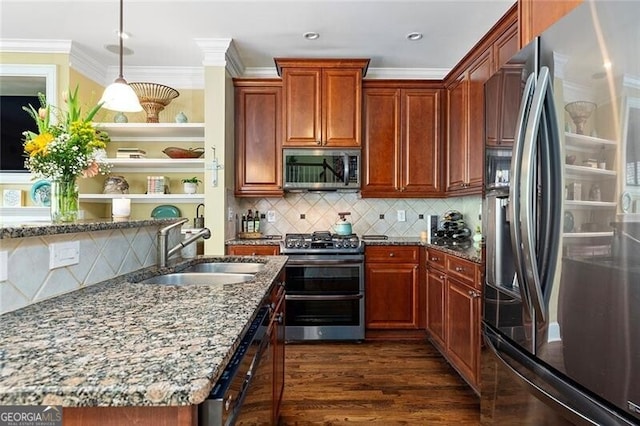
<box><xmin>281</xmin><ymin>231</ymin><xmax>363</xmax><ymax>254</ymax></box>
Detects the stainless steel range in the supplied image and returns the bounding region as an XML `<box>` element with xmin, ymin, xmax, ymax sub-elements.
<box><xmin>280</xmin><ymin>231</ymin><xmax>365</xmax><ymax>341</ymax></box>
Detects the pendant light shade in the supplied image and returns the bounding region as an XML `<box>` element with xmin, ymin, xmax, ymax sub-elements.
<box><xmin>100</xmin><ymin>0</ymin><xmax>142</xmax><ymax>112</ymax></box>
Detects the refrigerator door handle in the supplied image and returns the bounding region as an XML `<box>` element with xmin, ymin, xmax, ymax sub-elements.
<box><xmin>519</xmin><ymin>67</ymin><xmax>553</xmax><ymax>323</ymax></box>
<box><xmin>508</xmin><ymin>71</ymin><xmax>537</xmax><ymax>314</ymax></box>
<box><xmin>537</xmin><ymin>66</ymin><xmax>563</xmax><ymax>301</ymax></box>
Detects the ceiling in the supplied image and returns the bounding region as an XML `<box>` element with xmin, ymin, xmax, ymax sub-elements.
<box><xmin>0</xmin><ymin>0</ymin><xmax>514</xmax><ymax>84</ymax></box>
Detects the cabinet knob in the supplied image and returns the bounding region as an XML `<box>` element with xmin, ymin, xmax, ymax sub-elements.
<box><xmin>440</xmin><ymin>275</ymin><xmax>446</xmax><ymax>280</ymax></box>
<box><xmin>455</xmin><ymin>266</ymin><xmax>464</xmax><ymax>272</ymax></box>
<box><xmin>389</xmin><ymin>252</ymin><xmax>395</xmax><ymax>257</ymax></box>
<box><xmin>430</xmin><ymin>257</ymin><xmax>439</xmax><ymax>261</ymax></box>
<box><xmin>468</xmin><ymin>290</ymin><xmax>480</xmax><ymax>298</ymax></box>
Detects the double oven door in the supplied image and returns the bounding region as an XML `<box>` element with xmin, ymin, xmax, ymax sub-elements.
<box><xmin>284</xmin><ymin>254</ymin><xmax>364</xmax><ymax>341</ymax></box>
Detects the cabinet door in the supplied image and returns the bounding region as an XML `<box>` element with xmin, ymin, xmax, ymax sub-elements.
<box><xmin>520</xmin><ymin>0</ymin><xmax>582</xmax><ymax>46</ymax></box>
<box><xmin>426</xmin><ymin>268</ymin><xmax>447</xmax><ymax>350</ymax></box>
<box><xmin>493</xmin><ymin>21</ymin><xmax>519</xmax><ymax>72</ymax></box>
<box><xmin>446</xmin><ymin>75</ymin><xmax>467</xmax><ymax>191</ymax></box>
<box><xmin>226</xmin><ymin>245</ymin><xmax>280</xmax><ymax>256</ymax></box>
<box><xmin>446</xmin><ymin>278</ymin><xmax>481</xmax><ymax>388</ymax></box>
<box><xmin>361</xmin><ymin>87</ymin><xmax>401</xmax><ymax>196</ymax></box>
<box><xmin>402</xmin><ymin>89</ymin><xmax>442</xmax><ymax>195</ymax></box>
<box><xmin>235</xmin><ymin>85</ymin><xmax>283</xmax><ymax>196</ymax></box>
<box><xmin>323</xmin><ymin>68</ymin><xmax>362</xmax><ymax>147</ymax></box>
<box><xmin>282</xmin><ymin>68</ymin><xmax>321</xmax><ymax>146</ymax></box>
<box><xmin>466</xmin><ymin>50</ymin><xmax>492</xmax><ymax>191</ymax></box>
<box><xmin>366</xmin><ymin>263</ymin><xmax>419</xmax><ymax>329</ymax></box>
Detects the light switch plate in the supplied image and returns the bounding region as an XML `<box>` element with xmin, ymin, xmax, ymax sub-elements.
<box><xmin>397</xmin><ymin>210</ymin><xmax>406</xmax><ymax>222</ymax></box>
<box><xmin>267</xmin><ymin>210</ymin><xmax>276</xmax><ymax>223</ymax></box>
<box><xmin>49</xmin><ymin>241</ymin><xmax>80</xmax><ymax>269</ymax></box>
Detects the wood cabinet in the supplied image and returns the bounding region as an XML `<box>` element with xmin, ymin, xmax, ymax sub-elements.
<box><xmin>519</xmin><ymin>0</ymin><xmax>582</xmax><ymax>47</ymax></box>
<box><xmin>485</xmin><ymin>67</ymin><xmax>523</xmax><ymax>148</ymax></box>
<box><xmin>269</xmin><ymin>278</ymin><xmax>286</xmax><ymax>424</ymax></box>
<box><xmin>234</xmin><ymin>80</ymin><xmax>283</xmax><ymax>197</ymax></box>
<box><xmin>275</xmin><ymin>58</ymin><xmax>369</xmax><ymax>147</ymax></box>
<box><xmin>425</xmin><ymin>248</ymin><xmax>482</xmax><ymax>392</ymax></box>
<box><xmin>226</xmin><ymin>244</ymin><xmax>280</xmax><ymax>256</ymax></box>
<box><xmin>361</xmin><ymin>81</ymin><xmax>444</xmax><ymax>198</ymax></box>
<box><xmin>365</xmin><ymin>245</ymin><xmax>420</xmax><ymax>331</ymax></box>
<box><xmin>445</xmin><ymin>6</ymin><xmax>518</xmax><ymax>195</ymax></box>
<box><xmin>446</xmin><ymin>50</ymin><xmax>492</xmax><ymax>194</ymax></box>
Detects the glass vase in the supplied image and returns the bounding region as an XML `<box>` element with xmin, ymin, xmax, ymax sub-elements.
<box><xmin>50</xmin><ymin>176</ymin><xmax>79</xmax><ymax>223</ymax></box>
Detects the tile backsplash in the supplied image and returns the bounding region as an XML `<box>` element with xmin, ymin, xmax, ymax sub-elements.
<box><xmin>227</xmin><ymin>192</ymin><xmax>482</xmax><ymax>238</ymax></box>
<box><xmin>0</xmin><ymin>226</ymin><xmax>161</xmax><ymax>314</ymax></box>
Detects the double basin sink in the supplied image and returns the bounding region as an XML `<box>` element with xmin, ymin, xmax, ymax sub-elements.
<box><xmin>137</xmin><ymin>262</ymin><xmax>265</xmax><ymax>286</ymax></box>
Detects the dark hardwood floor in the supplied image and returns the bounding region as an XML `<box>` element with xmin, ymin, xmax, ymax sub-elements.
<box><xmin>279</xmin><ymin>340</ymin><xmax>480</xmax><ymax>425</ymax></box>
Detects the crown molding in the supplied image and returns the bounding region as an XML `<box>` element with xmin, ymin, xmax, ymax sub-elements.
<box><xmin>0</xmin><ymin>38</ymin><xmax>71</xmax><ymax>54</ymax></box>
<box><xmin>194</xmin><ymin>38</ymin><xmax>245</xmax><ymax>77</ymax></box>
<box><xmin>69</xmin><ymin>42</ymin><xmax>108</xmax><ymax>86</ymax></box>
<box><xmin>104</xmin><ymin>66</ymin><xmax>204</xmax><ymax>89</ymax></box>
<box><xmin>365</xmin><ymin>67</ymin><xmax>450</xmax><ymax>80</ymax></box>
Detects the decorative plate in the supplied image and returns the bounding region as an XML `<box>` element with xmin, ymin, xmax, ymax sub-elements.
<box><xmin>564</xmin><ymin>211</ymin><xmax>574</xmax><ymax>233</ymax></box>
<box><xmin>30</xmin><ymin>180</ymin><xmax>51</xmax><ymax>206</ymax></box>
<box><xmin>621</xmin><ymin>191</ymin><xmax>632</xmax><ymax>213</ymax></box>
<box><xmin>151</xmin><ymin>204</ymin><xmax>181</xmax><ymax>219</ymax></box>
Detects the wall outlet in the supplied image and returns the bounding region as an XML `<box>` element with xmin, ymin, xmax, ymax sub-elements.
<box><xmin>228</xmin><ymin>207</ymin><xmax>234</xmax><ymax>222</ymax></box>
<box><xmin>49</xmin><ymin>241</ymin><xmax>80</xmax><ymax>269</ymax></box>
<box><xmin>397</xmin><ymin>210</ymin><xmax>406</xmax><ymax>222</ymax></box>
<box><xmin>267</xmin><ymin>210</ymin><xmax>276</xmax><ymax>223</ymax></box>
<box><xmin>0</xmin><ymin>251</ymin><xmax>7</xmax><ymax>282</ymax></box>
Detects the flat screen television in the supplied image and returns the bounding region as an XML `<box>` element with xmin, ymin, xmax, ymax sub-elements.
<box><xmin>1</xmin><ymin>95</ymin><xmax>38</xmax><ymax>172</ymax></box>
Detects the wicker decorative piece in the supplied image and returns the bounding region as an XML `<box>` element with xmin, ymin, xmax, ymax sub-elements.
<box><xmin>129</xmin><ymin>82</ymin><xmax>179</xmax><ymax>123</ymax></box>
<box><xmin>565</xmin><ymin>101</ymin><xmax>596</xmax><ymax>135</ymax></box>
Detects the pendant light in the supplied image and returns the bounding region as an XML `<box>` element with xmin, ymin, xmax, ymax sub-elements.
<box><xmin>99</xmin><ymin>0</ymin><xmax>142</xmax><ymax>112</ymax></box>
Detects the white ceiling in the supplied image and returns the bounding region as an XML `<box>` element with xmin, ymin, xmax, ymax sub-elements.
<box><xmin>0</xmin><ymin>0</ymin><xmax>514</xmax><ymax>84</ymax></box>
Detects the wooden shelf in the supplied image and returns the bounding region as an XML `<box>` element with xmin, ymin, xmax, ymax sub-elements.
<box><xmin>564</xmin><ymin>200</ymin><xmax>617</xmax><ymax>209</ymax></box>
<box><xmin>107</xmin><ymin>158</ymin><xmax>205</xmax><ymax>172</ymax></box>
<box><xmin>94</xmin><ymin>123</ymin><xmax>205</xmax><ymax>142</ymax></box>
<box><xmin>564</xmin><ymin>132</ymin><xmax>616</xmax><ymax>149</ymax></box>
<box><xmin>79</xmin><ymin>194</ymin><xmax>204</xmax><ymax>204</ymax></box>
<box><xmin>563</xmin><ymin>231</ymin><xmax>614</xmax><ymax>238</ymax></box>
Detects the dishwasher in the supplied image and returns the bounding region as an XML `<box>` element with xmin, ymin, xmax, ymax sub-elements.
<box><xmin>199</xmin><ymin>305</ymin><xmax>273</xmax><ymax>425</ymax></box>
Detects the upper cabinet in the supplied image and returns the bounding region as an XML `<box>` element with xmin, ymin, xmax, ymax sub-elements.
<box><xmin>234</xmin><ymin>80</ymin><xmax>284</xmax><ymax>197</ymax></box>
<box><xmin>361</xmin><ymin>81</ymin><xmax>444</xmax><ymax>198</ymax></box>
<box><xmin>275</xmin><ymin>58</ymin><xmax>370</xmax><ymax>148</ymax></box>
<box><xmin>519</xmin><ymin>0</ymin><xmax>582</xmax><ymax>46</ymax></box>
<box><xmin>445</xmin><ymin>5</ymin><xmax>518</xmax><ymax>196</ymax></box>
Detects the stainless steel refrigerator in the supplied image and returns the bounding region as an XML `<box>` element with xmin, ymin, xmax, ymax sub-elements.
<box><xmin>481</xmin><ymin>1</ymin><xmax>639</xmax><ymax>424</ymax></box>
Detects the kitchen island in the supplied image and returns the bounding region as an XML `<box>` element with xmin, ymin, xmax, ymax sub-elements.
<box><xmin>0</xmin><ymin>254</ymin><xmax>287</xmax><ymax>425</ymax></box>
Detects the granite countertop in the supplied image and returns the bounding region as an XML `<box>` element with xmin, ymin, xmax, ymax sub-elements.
<box><xmin>225</xmin><ymin>237</ymin><xmax>282</xmax><ymax>246</ymax></box>
<box><xmin>225</xmin><ymin>236</ymin><xmax>482</xmax><ymax>263</ymax></box>
<box><xmin>0</xmin><ymin>255</ymin><xmax>287</xmax><ymax>407</ymax></box>
<box><xmin>0</xmin><ymin>218</ymin><xmax>181</xmax><ymax>239</ymax></box>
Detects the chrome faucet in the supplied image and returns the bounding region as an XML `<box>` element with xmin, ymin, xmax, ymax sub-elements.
<box><xmin>157</xmin><ymin>218</ymin><xmax>211</xmax><ymax>267</ymax></box>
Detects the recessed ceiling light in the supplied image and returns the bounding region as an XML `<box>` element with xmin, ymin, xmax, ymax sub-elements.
<box><xmin>105</xmin><ymin>44</ymin><xmax>134</xmax><ymax>56</ymax></box>
<box><xmin>303</xmin><ymin>32</ymin><xmax>320</xmax><ymax>40</ymax></box>
<box><xmin>407</xmin><ymin>32</ymin><xmax>423</xmax><ymax>41</ymax></box>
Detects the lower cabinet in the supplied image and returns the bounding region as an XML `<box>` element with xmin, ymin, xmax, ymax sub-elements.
<box><xmin>426</xmin><ymin>248</ymin><xmax>482</xmax><ymax>392</ymax></box>
<box><xmin>365</xmin><ymin>245</ymin><xmax>421</xmax><ymax>335</ymax></box>
<box><xmin>226</xmin><ymin>244</ymin><xmax>280</xmax><ymax>256</ymax></box>
<box><xmin>270</xmin><ymin>278</ymin><xmax>286</xmax><ymax>424</ymax></box>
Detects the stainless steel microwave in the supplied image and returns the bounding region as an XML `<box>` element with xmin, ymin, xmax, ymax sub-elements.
<box><xmin>283</xmin><ymin>149</ymin><xmax>360</xmax><ymax>191</ymax></box>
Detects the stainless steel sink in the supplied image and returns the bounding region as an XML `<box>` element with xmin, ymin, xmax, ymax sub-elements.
<box><xmin>181</xmin><ymin>262</ymin><xmax>266</xmax><ymax>274</ymax></box>
<box><xmin>137</xmin><ymin>272</ymin><xmax>255</xmax><ymax>286</ymax></box>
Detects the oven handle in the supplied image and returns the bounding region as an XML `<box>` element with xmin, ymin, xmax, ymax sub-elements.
<box><xmin>285</xmin><ymin>258</ymin><xmax>364</xmax><ymax>266</ymax></box>
<box><xmin>285</xmin><ymin>294</ymin><xmax>363</xmax><ymax>301</ymax></box>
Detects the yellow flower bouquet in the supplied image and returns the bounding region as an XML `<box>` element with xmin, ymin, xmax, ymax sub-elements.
<box><xmin>22</xmin><ymin>86</ymin><xmax>110</xmax><ymax>222</ymax></box>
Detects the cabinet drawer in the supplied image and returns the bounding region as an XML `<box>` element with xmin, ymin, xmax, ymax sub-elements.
<box><xmin>366</xmin><ymin>246</ymin><xmax>419</xmax><ymax>263</ymax></box>
<box><xmin>426</xmin><ymin>249</ymin><xmax>446</xmax><ymax>271</ymax></box>
<box><xmin>446</xmin><ymin>255</ymin><xmax>478</xmax><ymax>286</ymax></box>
